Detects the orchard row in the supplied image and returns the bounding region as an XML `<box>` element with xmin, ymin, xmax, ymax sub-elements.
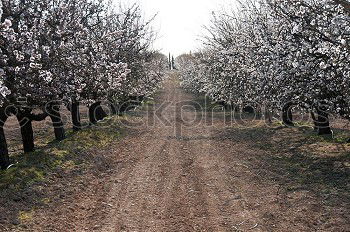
<box><xmin>0</xmin><ymin>0</ymin><xmax>167</xmax><ymax>169</ymax></box>
<box><xmin>178</xmin><ymin>0</ymin><xmax>350</xmax><ymax>135</ymax></box>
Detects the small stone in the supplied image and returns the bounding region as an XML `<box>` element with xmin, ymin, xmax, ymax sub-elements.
<box><xmin>12</xmin><ymin>219</ymin><xmax>20</xmax><ymax>225</ymax></box>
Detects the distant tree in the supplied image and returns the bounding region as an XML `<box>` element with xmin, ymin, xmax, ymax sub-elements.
<box><xmin>168</xmin><ymin>53</ymin><xmax>172</xmax><ymax>69</ymax></box>
<box><xmin>171</xmin><ymin>56</ymin><xmax>176</xmax><ymax>70</ymax></box>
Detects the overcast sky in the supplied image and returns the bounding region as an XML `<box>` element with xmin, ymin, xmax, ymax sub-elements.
<box><xmin>114</xmin><ymin>0</ymin><xmax>235</xmax><ymax>57</ymax></box>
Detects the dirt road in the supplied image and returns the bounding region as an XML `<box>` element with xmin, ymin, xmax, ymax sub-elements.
<box><xmin>18</xmin><ymin>73</ymin><xmax>349</xmax><ymax>232</ymax></box>
<box><xmin>96</xmin><ymin>76</ymin><xmax>267</xmax><ymax>232</ymax></box>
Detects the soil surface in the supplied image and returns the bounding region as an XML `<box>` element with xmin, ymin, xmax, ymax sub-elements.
<box><xmin>3</xmin><ymin>73</ymin><xmax>350</xmax><ymax>232</ymax></box>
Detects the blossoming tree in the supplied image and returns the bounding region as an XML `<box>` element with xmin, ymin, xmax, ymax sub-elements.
<box><xmin>0</xmin><ymin>0</ymin><xmax>166</xmax><ymax>169</ymax></box>
<box><xmin>179</xmin><ymin>0</ymin><xmax>350</xmax><ymax>134</ymax></box>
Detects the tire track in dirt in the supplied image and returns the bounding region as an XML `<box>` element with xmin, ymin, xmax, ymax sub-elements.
<box><xmin>98</xmin><ymin>75</ymin><xmax>188</xmax><ymax>231</ymax></box>
<box><xmin>98</xmin><ymin>133</ymin><xmax>170</xmax><ymax>231</ymax></box>
<box><xmin>164</xmin><ymin>139</ymin><xmax>213</xmax><ymax>232</ymax></box>
<box><xmin>99</xmin><ymin>75</ymin><xmax>233</xmax><ymax>231</ymax></box>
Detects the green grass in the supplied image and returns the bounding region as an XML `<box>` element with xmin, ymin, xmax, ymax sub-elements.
<box><xmin>0</xmin><ymin>116</ymin><xmax>124</xmax><ymax>192</ymax></box>
<box><xmin>307</xmin><ymin>130</ymin><xmax>350</xmax><ymax>144</ymax></box>
<box><xmin>18</xmin><ymin>210</ymin><xmax>34</xmax><ymax>222</ymax></box>
<box><xmin>187</xmin><ymin>93</ymin><xmax>228</xmax><ymax>112</ymax></box>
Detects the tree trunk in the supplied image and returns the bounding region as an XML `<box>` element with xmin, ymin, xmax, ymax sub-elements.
<box><xmin>264</xmin><ymin>107</ymin><xmax>272</xmax><ymax>124</ymax></box>
<box><xmin>89</xmin><ymin>102</ymin><xmax>107</xmax><ymax>124</ymax></box>
<box><xmin>119</xmin><ymin>102</ymin><xmax>129</xmax><ymax>114</ymax></box>
<box><xmin>234</xmin><ymin>104</ymin><xmax>239</xmax><ymax>113</ymax></box>
<box><xmin>243</xmin><ymin>105</ymin><xmax>255</xmax><ymax>114</ymax></box>
<box><xmin>316</xmin><ymin>107</ymin><xmax>332</xmax><ymax>135</ymax></box>
<box><xmin>110</xmin><ymin>103</ymin><xmax>118</xmax><ymax>115</ymax></box>
<box><xmin>138</xmin><ymin>95</ymin><xmax>145</xmax><ymax>103</ymax></box>
<box><xmin>16</xmin><ymin>111</ymin><xmax>35</xmax><ymax>153</ymax></box>
<box><xmin>310</xmin><ymin>111</ymin><xmax>319</xmax><ymax>131</ymax></box>
<box><xmin>0</xmin><ymin>112</ymin><xmax>9</xmax><ymax>170</ymax></box>
<box><xmin>89</xmin><ymin>102</ymin><xmax>99</xmax><ymax>124</ymax></box>
<box><xmin>282</xmin><ymin>102</ymin><xmax>294</xmax><ymax>126</ymax></box>
<box><xmin>97</xmin><ymin>103</ymin><xmax>107</xmax><ymax>120</ymax></box>
<box><xmin>71</xmin><ymin>102</ymin><xmax>81</xmax><ymax>131</ymax></box>
<box><xmin>47</xmin><ymin>103</ymin><xmax>66</xmax><ymax>141</ymax></box>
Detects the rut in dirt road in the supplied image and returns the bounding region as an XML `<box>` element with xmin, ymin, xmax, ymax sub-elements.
<box><xmin>24</xmin><ymin>73</ymin><xmax>350</xmax><ymax>232</ymax></box>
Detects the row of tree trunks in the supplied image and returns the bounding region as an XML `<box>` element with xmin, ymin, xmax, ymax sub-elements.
<box><xmin>0</xmin><ymin>101</ymin><xmax>113</xmax><ymax>168</ymax></box>
<box><xmin>283</xmin><ymin>106</ymin><xmax>332</xmax><ymax>135</ymax></box>
<box><xmin>71</xmin><ymin>101</ymin><xmax>110</xmax><ymax>127</ymax></box>
<box><xmin>220</xmin><ymin>102</ymin><xmax>331</xmax><ymax>136</ymax></box>
<box><xmin>13</xmin><ymin>105</ymin><xmax>67</xmax><ymax>154</ymax></box>
<box><xmin>263</xmin><ymin>103</ymin><xmax>332</xmax><ymax>136</ymax></box>
<box><xmin>0</xmin><ymin>98</ymin><xmax>337</xmax><ymax>170</ymax></box>
<box><xmin>281</xmin><ymin>103</ymin><xmax>332</xmax><ymax>135</ymax></box>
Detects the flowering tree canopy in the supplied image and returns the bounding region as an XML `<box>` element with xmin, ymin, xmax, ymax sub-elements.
<box><xmin>179</xmin><ymin>0</ymin><xmax>350</xmax><ymax>130</ymax></box>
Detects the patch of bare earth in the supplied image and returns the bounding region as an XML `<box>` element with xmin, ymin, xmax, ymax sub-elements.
<box><xmin>2</xmin><ymin>72</ymin><xmax>349</xmax><ymax>231</ymax></box>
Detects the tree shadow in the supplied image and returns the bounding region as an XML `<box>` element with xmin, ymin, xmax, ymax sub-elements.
<box><xmin>0</xmin><ymin>116</ymin><xmax>124</xmax><ymax>229</ymax></box>
<box><xmin>216</xmin><ymin>126</ymin><xmax>350</xmax><ymax>210</ymax></box>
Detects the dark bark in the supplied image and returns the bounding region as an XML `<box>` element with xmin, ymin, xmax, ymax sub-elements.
<box><xmin>0</xmin><ymin>111</ymin><xmax>9</xmax><ymax>170</ymax></box>
<box><xmin>89</xmin><ymin>102</ymin><xmax>107</xmax><ymax>124</ymax></box>
<box><xmin>16</xmin><ymin>110</ymin><xmax>35</xmax><ymax>153</ymax></box>
<box><xmin>316</xmin><ymin>107</ymin><xmax>332</xmax><ymax>135</ymax></box>
<box><xmin>119</xmin><ymin>102</ymin><xmax>129</xmax><ymax>114</ymax></box>
<box><xmin>71</xmin><ymin>102</ymin><xmax>81</xmax><ymax>131</ymax></box>
<box><xmin>98</xmin><ymin>104</ymin><xmax>108</xmax><ymax>120</ymax></box>
<box><xmin>243</xmin><ymin>105</ymin><xmax>255</xmax><ymax>114</ymax></box>
<box><xmin>282</xmin><ymin>102</ymin><xmax>294</xmax><ymax>126</ymax></box>
<box><xmin>89</xmin><ymin>102</ymin><xmax>99</xmax><ymax>124</ymax></box>
<box><xmin>224</xmin><ymin>103</ymin><xmax>234</xmax><ymax>111</ymax></box>
<box><xmin>310</xmin><ymin>111</ymin><xmax>319</xmax><ymax>131</ymax></box>
<box><xmin>47</xmin><ymin>103</ymin><xmax>66</xmax><ymax>141</ymax></box>
<box><xmin>137</xmin><ymin>95</ymin><xmax>145</xmax><ymax>103</ymax></box>
<box><xmin>265</xmin><ymin>107</ymin><xmax>272</xmax><ymax>124</ymax></box>
<box><xmin>217</xmin><ymin>101</ymin><xmax>228</xmax><ymax>110</ymax></box>
<box><xmin>129</xmin><ymin>96</ymin><xmax>142</xmax><ymax>106</ymax></box>
<box><xmin>30</xmin><ymin>112</ymin><xmax>48</xmax><ymax>121</ymax></box>
<box><xmin>110</xmin><ymin>103</ymin><xmax>118</xmax><ymax>115</ymax></box>
<box><xmin>234</xmin><ymin>104</ymin><xmax>240</xmax><ymax>113</ymax></box>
